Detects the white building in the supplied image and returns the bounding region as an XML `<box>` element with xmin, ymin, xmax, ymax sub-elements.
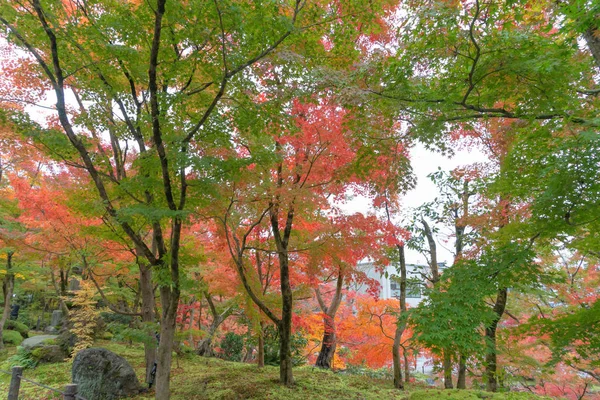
<box><xmin>355</xmin><ymin>261</ymin><xmax>448</xmax><ymax>307</ymax></box>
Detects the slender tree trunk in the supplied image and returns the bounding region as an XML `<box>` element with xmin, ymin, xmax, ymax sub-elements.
<box><xmin>393</xmin><ymin>244</ymin><xmax>408</xmax><ymax>389</ymax></box>
<box><xmin>139</xmin><ymin>264</ymin><xmax>156</xmax><ymax>385</ymax></box>
<box><xmin>188</xmin><ymin>306</ymin><xmax>195</xmax><ymax>348</ymax></box>
<box><xmin>404</xmin><ymin>351</ymin><xmax>410</xmax><ymax>383</ymax></box>
<box><xmin>278</xmin><ymin>257</ymin><xmax>294</xmax><ymax>386</ymax></box>
<box><xmin>443</xmin><ymin>352</ymin><xmax>454</xmax><ymax>389</ymax></box>
<box><xmin>486</xmin><ymin>288</ymin><xmax>507</xmax><ymax>392</ymax></box>
<box><xmin>197</xmin><ymin>294</ymin><xmax>233</xmax><ymax>357</ymax></box>
<box><xmin>155</xmin><ymin>285</ymin><xmax>180</xmax><ymax>400</ymax></box>
<box><xmin>584</xmin><ymin>28</ymin><xmax>600</xmax><ymax>68</ymax></box>
<box><xmin>316</xmin><ymin>315</ymin><xmax>336</xmax><ymax>368</ymax></box>
<box><xmin>0</xmin><ymin>252</ymin><xmax>14</xmax><ymax>350</ymax></box>
<box><xmin>50</xmin><ymin>269</ymin><xmax>69</xmax><ymax>319</ymax></box>
<box><xmin>392</xmin><ymin>330</ymin><xmax>404</xmax><ymax>389</ymax></box>
<box><xmin>457</xmin><ymin>354</ymin><xmax>467</xmax><ymax>389</ymax></box>
<box><xmin>270</xmin><ymin>199</ymin><xmax>295</xmax><ymax>386</ymax></box>
<box><xmin>197</xmin><ymin>318</ymin><xmax>220</xmax><ymax>357</ymax></box>
<box><xmin>278</xmin><ymin>318</ymin><xmax>294</xmax><ymax>386</ymax></box>
<box><xmin>257</xmin><ymin>321</ymin><xmax>265</xmax><ymax>368</ymax></box>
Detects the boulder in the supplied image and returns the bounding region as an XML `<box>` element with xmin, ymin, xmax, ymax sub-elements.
<box><xmin>31</xmin><ymin>345</ymin><xmax>65</xmax><ymax>363</ymax></box>
<box><xmin>21</xmin><ymin>335</ymin><xmax>67</xmax><ymax>364</ymax></box>
<box><xmin>21</xmin><ymin>335</ymin><xmax>58</xmax><ymax>349</ymax></box>
<box><xmin>72</xmin><ymin>348</ymin><xmax>142</xmax><ymax>400</ymax></box>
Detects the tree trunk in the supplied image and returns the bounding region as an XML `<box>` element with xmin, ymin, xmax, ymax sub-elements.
<box><xmin>278</xmin><ymin>257</ymin><xmax>294</xmax><ymax>385</ymax></box>
<box><xmin>196</xmin><ymin>317</ymin><xmax>221</xmax><ymax>357</ymax></box>
<box><xmin>486</xmin><ymin>288</ymin><xmax>507</xmax><ymax>392</ymax></box>
<box><xmin>0</xmin><ymin>252</ymin><xmax>14</xmax><ymax>350</ymax></box>
<box><xmin>443</xmin><ymin>352</ymin><xmax>454</xmax><ymax>389</ymax></box>
<box><xmin>314</xmin><ymin>268</ymin><xmax>344</xmax><ymax>370</ymax></box>
<box><xmin>50</xmin><ymin>269</ymin><xmax>70</xmax><ymax>319</ymax></box>
<box><xmin>188</xmin><ymin>306</ymin><xmax>195</xmax><ymax>348</ymax></box>
<box><xmin>393</xmin><ymin>244</ymin><xmax>408</xmax><ymax>389</ymax></box>
<box><xmin>139</xmin><ymin>264</ymin><xmax>156</xmax><ymax>386</ymax></box>
<box><xmin>278</xmin><ymin>319</ymin><xmax>294</xmax><ymax>386</ymax></box>
<box><xmin>257</xmin><ymin>321</ymin><xmax>265</xmax><ymax>368</ymax></box>
<box><xmin>404</xmin><ymin>351</ymin><xmax>410</xmax><ymax>383</ymax></box>
<box><xmin>316</xmin><ymin>315</ymin><xmax>336</xmax><ymax>368</ymax></box>
<box><xmin>584</xmin><ymin>28</ymin><xmax>600</xmax><ymax>68</ymax></box>
<box><xmin>392</xmin><ymin>330</ymin><xmax>404</xmax><ymax>389</ymax></box>
<box><xmin>154</xmin><ymin>285</ymin><xmax>180</xmax><ymax>400</ymax></box>
<box><xmin>270</xmin><ymin>201</ymin><xmax>295</xmax><ymax>386</ymax></box>
<box><xmin>457</xmin><ymin>354</ymin><xmax>466</xmax><ymax>389</ymax></box>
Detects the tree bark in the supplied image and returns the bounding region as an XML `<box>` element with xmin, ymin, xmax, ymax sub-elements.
<box><xmin>486</xmin><ymin>288</ymin><xmax>507</xmax><ymax>392</ymax></box>
<box><xmin>457</xmin><ymin>354</ymin><xmax>467</xmax><ymax>389</ymax></box>
<box><xmin>443</xmin><ymin>352</ymin><xmax>454</xmax><ymax>389</ymax></box>
<box><xmin>196</xmin><ymin>293</ymin><xmax>233</xmax><ymax>357</ymax></box>
<box><xmin>404</xmin><ymin>351</ymin><xmax>410</xmax><ymax>383</ymax></box>
<box><xmin>278</xmin><ymin>318</ymin><xmax>294</xmax><ymax>386</ymax></box>
<box><xmin>257</xmin><ymin>325</ymin><xmax>265</xmax><ymax>368</ymax></box>
<box><xmin>154</xmin><ymin>284</ymin><xmax>180</xmax><ymax>400</ymax></box>
<box><xmin>270</xmin><ymin>195</ymin><xmax>295</xmax><ymax>386</ymax></box>
<box><xmin>584</xmin><ymin>28</ymin><xmax>600</xmax><ymax>69</ymax></box>
<box><xmin>0</xmin><ymin>252</ymin><xmax>14</xmax><ymax>350</ymax></box>
<box><xmin>316</xmin><ymin>315</ymin><xmax>336</xmax><ymax>368</ymax></box>
<box><xmin>278</xmin><ymin>256</ymin><xmax>294</xmax><ymax>385</ymax></box>
<box><xmin>393</xmin><ymin>244</ymin><xmax>408</xmax><ymax>389</ymax></box>
<box><xmin>187</xmin><ymin>304</ymin><xmax>195</xmax><ymax>348</ymax></box>
<box><xmin>421</xmin><ymin>219</ymin><xmax>440</xmax><ymax>283</ymax></box>
<box><xmin>315</xmin><ymin>268</ymin><xmax>344</xmax><ymax>370</ymax></box>
<box><xmin>139</xmin><ymin>263</ymin><xmax>156</xmax><ymax>385</ymax></box>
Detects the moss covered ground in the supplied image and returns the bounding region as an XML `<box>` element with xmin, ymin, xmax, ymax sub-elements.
<box><xmin>0</xmin><ymin>340</ymin><xmax>549</xmax><ymax>400</ymax></box>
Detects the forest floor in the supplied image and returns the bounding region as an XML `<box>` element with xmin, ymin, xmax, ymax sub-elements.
<box><xmin>0</xmin><ymin>339</ymin><xmax>548</xmax><ymax>400</ymax></box>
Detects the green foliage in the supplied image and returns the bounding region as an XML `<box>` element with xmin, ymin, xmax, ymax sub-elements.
<box><xmin>412</xmin><ymin>239</ymin><xmax>540</xmax><ymax>359</ymax></box>
<box><xmin>344</xmin><ymin>364</ymin><xmax>394</xmax><ymax>380</ymax></box>
<box><xmin>530</xmin><ymin>299</ymin><xmax>600</xmax><ymax>368</ymax></box>
<box><xmin>218</xmin><ymin>332</ymin><xmax>245</xmax><ymax>362</ymax></box>
<box><xmin>2</xmin><ymin>329</ymin><xmax>23</xmax><ymax>345</ymax></box>
<box><xmin>4</xmin><ymin>320</ymin><xmax>29</xmax><ymax>338</ymax></box>
<box><xmin>100</xmin><ymin>312</ymin><xmax>133</xmax><ymax>326</ymax></box>
<box><xmin>108</xmin><ymin>322</ymin><xmax>158</xmax><ymax>347</ymax></box>
<box><xmin>7</xmin><ymin>346</ymin><xmax>36</xmax><ymax>369</ymax></box>
<box><xmin>261</xmin><ymin>326</ymin><xmax>308</xmax><ymax>367</ymax></box>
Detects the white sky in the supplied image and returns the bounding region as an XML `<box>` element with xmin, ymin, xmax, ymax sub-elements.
<box><xmin>343</xmin><ymin>143</ymin><xmax>488</xmax><ymax>266</ymax></box>
<box><xmin>401</xmin><ymin>144</ymin><xmax>488</xmax><ymax>265</ymax></box>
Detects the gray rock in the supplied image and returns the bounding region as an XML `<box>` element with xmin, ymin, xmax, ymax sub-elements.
<box><xmin>31</xmin><ymin>345</ymin><xmax>66</xmax><ymax>364</ymax></box>
<box><xmin>72</xmin><ymin>348</ymin><xmax>142</xmax><ymax>400</ymax></box>
<box><xmin>44</xmin><ymin>326</ymin><xmax>58</xmax><ymax>334</ymax></box>
<box><xmin>21</xmin><ymin>335</ymin><xmax>58</xmax><ymax>349</ymax></box>
<box><xmin>50</xmin><ymin>310</ymin><xmax>63</xmax><ymax>327</ymax></box>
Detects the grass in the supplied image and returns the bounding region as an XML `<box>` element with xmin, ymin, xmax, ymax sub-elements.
<box><xmin>0</xmin><ymin>339</ymin><xmax>549</xmax><ymax>400</ymax></box>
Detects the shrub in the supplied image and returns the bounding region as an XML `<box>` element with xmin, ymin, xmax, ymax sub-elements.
<box><xmin>8</xmin><ymin>346</ymin><xmax>37</xmax><ymax>369</ymax></box>
<box><xmin>99</xmin><ymin>312</ymin><xmax>133</xmax><ymax>325</ymax></box>
<box><xmin>2</xmin><ymin>329</ymin><xmax>23</xmax><ymax>345</ymax></box>
<box><xmin>219</xmin><ymin>332</ymin><xmax>245</xmax><ymax>361</ymax></box>
<box><xmin>262</xmin><ymin>325</ymin><xmax>308</xmax><ymax>366</ymax></box>
<box><xmin>5</xmin><ymin>320</ymin><xmax>30</xmax><ymax>338</ymax></box>
<box><xmin>70</xmin><ymin>282</ymin><xmax>100</xmax><ymax>356</ymax></box>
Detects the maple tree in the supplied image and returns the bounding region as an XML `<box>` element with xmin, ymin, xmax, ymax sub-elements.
<box><xmin>213</xmin><ymin>96</ymin><xmax>408</xmax><ymax>385</ymax></box>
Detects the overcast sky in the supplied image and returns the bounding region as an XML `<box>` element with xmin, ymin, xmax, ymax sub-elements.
<box><xmin>401</xmin><ymin>144</ymin><xmax>488</xmax><ymax>265</ymax></box>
